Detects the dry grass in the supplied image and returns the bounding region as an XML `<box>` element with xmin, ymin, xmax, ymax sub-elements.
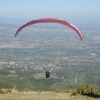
<box><xmin>0</xmin><ymin>91</ymin><xmax>99</xmax><ymax>100</ymax></box>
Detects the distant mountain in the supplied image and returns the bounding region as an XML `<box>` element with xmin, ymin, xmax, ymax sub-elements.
<box><xmin>0</xmin><ymin>17</ymin><xmax>30</xmax><ymax>25</ymax></box>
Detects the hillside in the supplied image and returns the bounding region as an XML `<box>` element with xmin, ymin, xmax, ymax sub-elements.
<box><xmin>0</xmin><ymin>91</ymin><xmax>99</xmax><ymax>100</ymax></box>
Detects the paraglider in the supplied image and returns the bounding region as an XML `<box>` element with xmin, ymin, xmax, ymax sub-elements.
<box><xmin>45</xmin><ymin>69</ymin><xmax>50</xmax><ymax>78</ymax></box>
<box><xmin>14</xmin><ymin>18</ymin><xmax>83</xmax><ymax>40</ymax></box>
<box><xmin>14</xmin><ymin>18</ymin><xmax>83</xmax><ymax>78</ymax></box>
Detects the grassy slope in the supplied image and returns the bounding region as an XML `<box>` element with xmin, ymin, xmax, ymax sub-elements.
<box><xmin>0</xmin><ymin>92</ymin><xmax>99</xmax><ymax>100</ymax></box>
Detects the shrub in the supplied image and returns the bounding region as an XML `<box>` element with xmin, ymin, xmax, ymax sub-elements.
<box><xmin>71</xmin><ymin>90</ymin><xmax>78</xmax><ymax>96</ymax></box>
<box><xmin>5</xmin><ymin>89</ymin><xmax>12</xmax><ymax>93</ymax></box>
<box><xmin>53</xmin><ymin>90</ymin><xmax>65</xmax><ymax>93</ymax></box>
<box><xmin>77</xmin><ymin>85</ymin><xmax>97</xmax><ymax>95</ymax></box>
<box><xmin>0</xmin><ymin>89</ymin><xmax>12</xmax><ymax>94</ymax></box>
<box><xmin>0</xmin><ymin>89</ymin><xmax>4</xmax><ymax>94</ymax></box>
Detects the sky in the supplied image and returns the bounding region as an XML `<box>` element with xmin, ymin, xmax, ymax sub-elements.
<box><xmin>0</xmin><ymin>0</ymin><xmax>100</xmax><ymax>23</ymax></box>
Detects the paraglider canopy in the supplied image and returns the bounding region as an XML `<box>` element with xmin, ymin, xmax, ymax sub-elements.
<box><xmin>14</xmin><ymin>18</ymin><xmax>83</xmax><ymax>40</ymax></box>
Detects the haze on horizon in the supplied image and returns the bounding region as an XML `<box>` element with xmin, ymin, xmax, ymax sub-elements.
<box><xmin>0</xmin><ymin>0</ymin><xmax>100</xmax><ymax>24</ymax></box>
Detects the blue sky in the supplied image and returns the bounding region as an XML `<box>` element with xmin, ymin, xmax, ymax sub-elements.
<box><xmin>0</xmin><ymin>0</ymin><xmax>100</xmax><ymax>22</ymax></box>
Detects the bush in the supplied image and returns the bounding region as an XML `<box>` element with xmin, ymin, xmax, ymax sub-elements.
<box><xmin>77</xmin><ymin>85</ymin><xmax>97</xmax><ymax>95</ymax></box>
<box><xmin>5</xmin><ymin>89</ymin><xmax>12</xmax><ymax>93</ymax></box>
<box><xmin>71</xmin><ymin>90</ymin><xmax>78</xmax><ymax>96</ymax></box>
<box><xmin>53</xmin><ymin>89</ymin><xmax>65</xmax><ymax>93</ymax></box>
<box><xmin>0</xmin><ymin>89</ymin><xmax>12</xmax><ymax>94</ymax></box>
<box><xmin>0</xmin><ymin>89</ymin><xmax>4</xmax><ymax>94</ymax></box>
